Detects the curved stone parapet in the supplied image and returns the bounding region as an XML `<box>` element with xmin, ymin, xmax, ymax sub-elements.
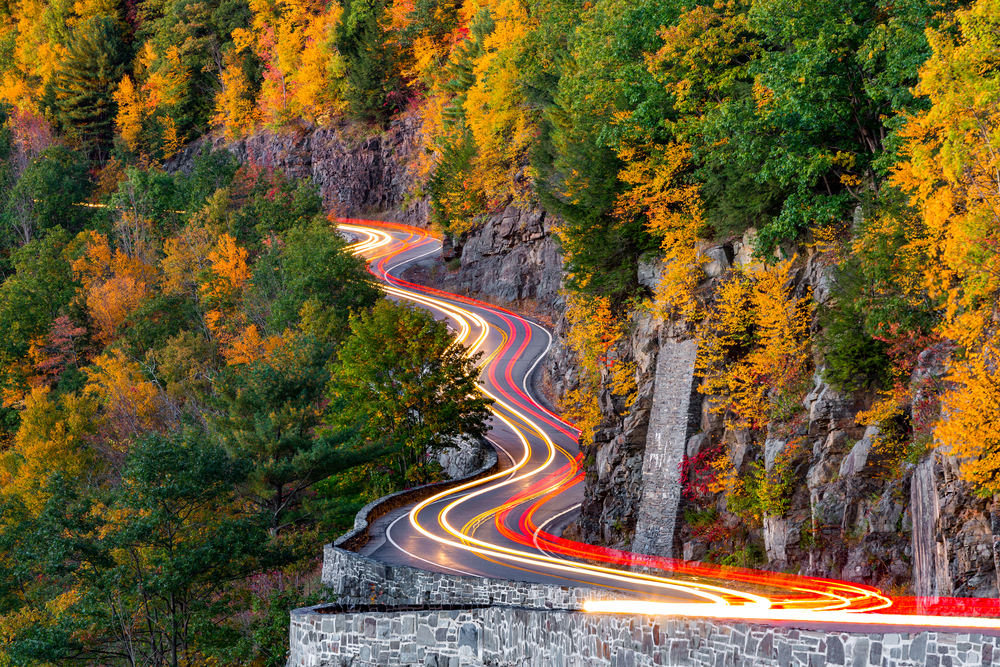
<box><xmin>321</xmin><ymin>546</ymin><xmax>635</xmax><ymax>610</ymax></box>
<box><xmin>288</xmin><ymin>602</ymin><xmax>1000</xmax><ymax>667</ymax></box>
<box><xmin>333</xmin><ymin>443</ymin><xmax>499</xmax><ymax>552</ymax></box>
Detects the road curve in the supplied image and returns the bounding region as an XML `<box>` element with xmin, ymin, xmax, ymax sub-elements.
<box><xmin>339</xmin><ymin>218</ymin><xmax>1000</xmax><ymax>633</ymax></box>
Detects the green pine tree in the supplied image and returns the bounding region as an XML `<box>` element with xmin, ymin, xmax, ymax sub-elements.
<box><xmin>48</xmin><ymin>16</ymin><xmax>132</xmax><ymax>159</ymax></box>
<box><xmin>336</xmin><ymin>0</ymin><xmax>408</xmax><ymax>125</ymax></box>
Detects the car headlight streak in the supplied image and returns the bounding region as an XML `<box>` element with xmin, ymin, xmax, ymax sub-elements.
<box><xmin>340</xmin><ymin>219</ymin><xmax>1000</xmax><ymax>630</ymax></box>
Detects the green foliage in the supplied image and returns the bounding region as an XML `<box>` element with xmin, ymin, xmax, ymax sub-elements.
<box><xmin>756</xmin><ymin>191</ymin><xmax>851</xmax><ymax>257</ymax></box>
<box><xmin>819</xmin><ymin>292</ymin><xmax>893</xmax><ymax>393</ymax></box>
<box><xmin>699</xmin><ymin>156</ymin><xmax>788</xmax><ymax>241</ymax></box>
<box><xmin>0</xmin><ymin>152</ymin><xmax>394</xmax><ymax>662</ymax></box>
<box><xmin>0</xmin><ymin>25</ymin><xmax>14</xmax><ymax>75</ymax></box>
<box><xmin>246</xmin><ymin>218</ymin><xmax>382</xmax><ymax>338</ymax></box>
<box><xmin>336</xmin><ymin>0</ymin><xmax>408</xmax><ymax>125</ymax></box>
<box><xmin>327</xmin><ymin>300</ymin><xmax>493</xmax><ymax>486</ymax></box>
<box><xmin>683</xmin><ymin>506</ymin><xmax>719</xmax><ymax>528</ymax></box>
<box><xmin>227</xmin><ymin>166</ymin><xmax>325</xmax><ymax>247</ymax></box>
<box><xmin>424</xmin><ymin>9</ymin><xmax>493</xmax><ymax>235</ymax></box>
<box><xmin>718</xmin><ymin>542</ymin><xmax>766</xmax><ymax>568</ymax></box>
<box><xmin>108</xmin><ymin>164</ymin><xmax>184</xmax><ymax>228</ymax></box>
<box><xmin>211</xmin><ymin>334</ymin><xmax>384</xmax><ymax>532</ymax></box>
<box><xmin>8</xmin><ymin>145</ymin><xmax>93</xmax><ymax>240</ymax></box>
<box><xmin>3</xmin><ymin>431</ymin><xmax>283</xmax><ymax>666</ymax></box>
<box><xmin>427</xmin><ymin>128</ymin><xmax>482</xmax><ymax>235</ymax></box>
<box><xmin>0</xmin><ymin>229</ymin><xmax>77</xmax><ymax>396</ymax></box>
<box><xmin>532</xmin><ymin>0</ymin><xmax>675</xmax><ymax>302</ymax></box>
<box><xmin>231</xmin><ymin>575</ymin><xmax>333</xmax><ymax>667</ymax></box>
<box><xmin>739</xmin><ymin>0</ymin><xmax>948</xmax><ymax>252</ymax></box>
<box><xmin>0</xmin><ymin>104</ymin><xmax>12</xmax><ymax>217</ymax></box>
<box><xmin>819</xmin><ymin>200</ymin><xmax>937</xmax><ymax>393</ymax></box>
<box><xmin>122</xmin><ymin>292</ymin><xmax>201</xmax><ymax>357</ymax></box>
<box><xmin>726</xmin><ymin>444</ymin><xmax>804</xmax><ymax>526</ymax></box>
<box><xmin>48</xmin><ymin>16</ymin><xmax>132</xmax><ymax>159</ymax></box>
<box><xmin>177</xmin><ymin>145</ymin><xmax>241</xmax><ymax>211</ymax></box>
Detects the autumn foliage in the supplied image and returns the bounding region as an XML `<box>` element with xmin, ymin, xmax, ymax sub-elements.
<box><xmin>0</xmin><ymin>154</ymin><xmax>387</xmax><ymax>663</ymax></box>
<box><xmin>697</xmin><ymin>259</ymin><xmax>813</xmax><ymax>431</ymax></box>
<box><xmin>888</xmin><ymin>0</ymin><xmax>1000</xmax><ymax>493</ymax></box>
<box><xmin>562</xmin><ymin>291</ymin><xmax>636</xmax><ymax>446</ymax></box>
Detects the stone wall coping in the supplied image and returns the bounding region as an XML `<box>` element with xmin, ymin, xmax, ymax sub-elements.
<box><xmin>333</xmin><ymin>441</ymin><xmax>498</xmax><ymax>552</ymax></box>
<box><xmin>289</xmin><ymin>604</ymin><xmax>1000</xmax><ymax>636</ymax></box>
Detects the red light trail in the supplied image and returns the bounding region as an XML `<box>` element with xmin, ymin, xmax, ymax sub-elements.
<box><xmin>336</xmin><ymin>216</ymin><xmax>1000</xmax><ymax>632</ymax></box>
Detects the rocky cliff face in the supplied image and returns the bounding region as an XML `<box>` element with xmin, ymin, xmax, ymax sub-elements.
<box><xmin>406</xmin><ymin>203</ymin><xmax>564</xmax><ymax>315</ymax></box>
<box><xmin>172</xmin><ymin>120</ymin><xmax>997</xmax><ymax>595</ymax></box>
<box><xmin>164</xmin><ymin>116</ymin><xmax>429</xmax><ymax>227</ymax></box>
<box><xmin>559</xmin><ymin>312</ymin><xmax>661</xmax><ymax>551</ymax></box>
<box><xmin>558</xmin><ymin>232</ymin><xmax>1000</xmax><ymax>595</ymax></box>
<box><xmin>451</xmin><ymin>207</ymin><xmax>998</xmax><ymax>593</ymax></box>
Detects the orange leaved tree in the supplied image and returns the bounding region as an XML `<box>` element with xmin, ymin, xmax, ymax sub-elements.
<box><xmin>891</xmin><ymin>0</ymin><xmax>1000</xmax><ymax>493</ymax></box>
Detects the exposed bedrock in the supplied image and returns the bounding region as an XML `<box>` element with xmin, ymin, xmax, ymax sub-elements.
<box><xmin>560</xmin><ymin>229</ymin><xmax>1000</xmax><ymax>595</ymax></box>
<box><xmin>169</xmin><ymin>120</ymin><xmax>1000</xmax><ymax>594</ymax></box>
<box><xmin>164</xmin><ymin>116</ymin><xmax>429</xmax><ymax>227</ymax></box>
<box><xmin>410</xmin><ymin>203</ymin><xmax>565</xmax><ymax>316</ymax></box>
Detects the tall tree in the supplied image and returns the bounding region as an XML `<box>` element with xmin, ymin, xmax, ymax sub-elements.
<box><xmin>138</xmin><ymin>0</ymin><xmax>257</xmax><ymax>142</ymax></box>
<box><xmin>327</xmin><ymin>300</ymin><xmax>492</xmax><ymax>485</ymax></box>
<box><xmin>533</xmin><ymin>0</ymin><xmax>674</xmax><ymax>302</ymax></box>
<box><xmin>7</xmin><ymin>144</ymin><xmax>92</xmax><ymax>243</ymax></box>
<box><xmin>336</xmin><ymin>0</ymin><xmax>408</xmax><ymax>124</ymax></box>
<box><xmin>212</xmin><ymin>334</ymin><xmax>381</xmax><ymax>533</ymax></box>
<box><xmin>48</xmin><ymin>16</ymin><xmax>132</xmax><ymax>159</ymax></box>
<box><xmin>245</xmin><ymin>218</ymin><xmax>382</xmax><ymax>339</ymax></box>
<box><xmin>0</xmin><ymin>229</ymin><xmax>77</xmax><ymax>410</ymax></box>
<box><xmin>892</xmin><ymin>0</ymin><xmax>1000</xmax><ymax>493</ymax></box>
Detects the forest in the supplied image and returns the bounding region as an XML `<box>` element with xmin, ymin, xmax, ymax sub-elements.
<box><xmin>1</xmin><ymin>0</ymin><xmax>999</xmax><ymax>661</ymax></box>
<box><xmin>0</xmin><ymin>139</ymin><xmax>490</xmax><ymax>662</ymax></box>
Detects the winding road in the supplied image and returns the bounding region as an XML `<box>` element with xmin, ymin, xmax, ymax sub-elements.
<box><xmin>339</xmin><ymin>219</ymin><xmax>1000</xmax><ymax>633</ymax></box>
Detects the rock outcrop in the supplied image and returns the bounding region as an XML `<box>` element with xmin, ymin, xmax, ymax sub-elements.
<box><xmin>165</xmin><ymin>116</ymin><xmax>429</xmax><ymax>227</ymax></box>
<box><xmin>406</xmin><ymin>203</ymin><xmax>564</xmax><ymax>314</ymax></box>
<box><xmin>559</xmin><ymin>311</ymin><xmax>659</xmax><ymax>550</ymax></box>
<box><xmin>912</xmin><ymin>452</ymin><xmax>998</xmax><ymax>598</ymax></box>
<box><xmin>559</xmin><ymin>227</ymin><xmax>998</xmax><ymax>595</ymax></box>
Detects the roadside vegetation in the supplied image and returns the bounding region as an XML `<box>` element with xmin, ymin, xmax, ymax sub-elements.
<box><xmin>0</xmin><ymin>141</ymin><xmax>491</xmax><ymax>663</ymax></box>
<box><xmin>1</xmin><ymin>0</ymin><xmax>1000</xmax><ymax>657</ymax></box>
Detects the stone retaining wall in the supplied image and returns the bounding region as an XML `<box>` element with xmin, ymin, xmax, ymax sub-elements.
<box><xmin>321</xmin><ymin>547</ymin><xmax>635</xmax><ymax>609</ymax></box>
<box><xmin>632</xmin><ymin>337</ymin><xmax>701</xmax><ymax>558</ymax></box>
<box><xmin>288</xmin><ymin>604</ymin><xmax>1000</xmax><ymax>667</ymax></box>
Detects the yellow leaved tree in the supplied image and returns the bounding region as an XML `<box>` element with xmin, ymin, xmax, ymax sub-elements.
<box><xmin>83</xmin><ymin>350</ymin><xmax>167</xmax><ymax>456</ymax></box>
<box><xmin>562</xmin><ymin>291</ymin><xmax>636</xmax><ymax>446</ymax></box>
<box><xmin>223</xmin><ymin>324</ymin><xmax>286</xmax><ymax>365</ymax></box>
<box><xmin>890</xmin><ymin>0</ymin><xmax>1000</xmax><ymax>493</ymax></box>
<box><xmin>697</xmin><ymin>258</ymin><xmax>813</xmax><ymax>430</ymax></box>
<box><xmin>614</xmin><ymin>139</ymin><xmax>705</xmax><ymax>321</ymax></box>
<box><xmin>162</xmin><ymin>223</ymin><xmax>219</xmax><ymax>297</ymax></box>
<box><xmin>213</xmin><ymin>49</ymin><xmax>261</xmax><ymax>140</ymax></box>
<box><xmin>112</xmin><ymin>74</ymin><xmax>145</xmax><ymax>153</ymax></box>
<box><xmin>0</xmin><ymin>387</ymin><xmax>99</xmax><ymax>514</ymax></box>
<box><xmin>462</xmin><ymin>0</ymin><xmax>537</xmax><ymax>211</ymax></box>
<box><xmin>138</xmin><ymin>43</ymin><xmax>191</xmax><ymax>154</ymax></box>
<box><xmin>227</xmin><ymin>0</ymin><xmax>347</xmax><ymax>130</ymax></box>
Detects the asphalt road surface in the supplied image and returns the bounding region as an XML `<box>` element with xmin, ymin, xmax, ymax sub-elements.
<box><xmin>337</xmin><ymin>219</ymin><xmax>1000</xmax><ymax>634</ymax></box>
